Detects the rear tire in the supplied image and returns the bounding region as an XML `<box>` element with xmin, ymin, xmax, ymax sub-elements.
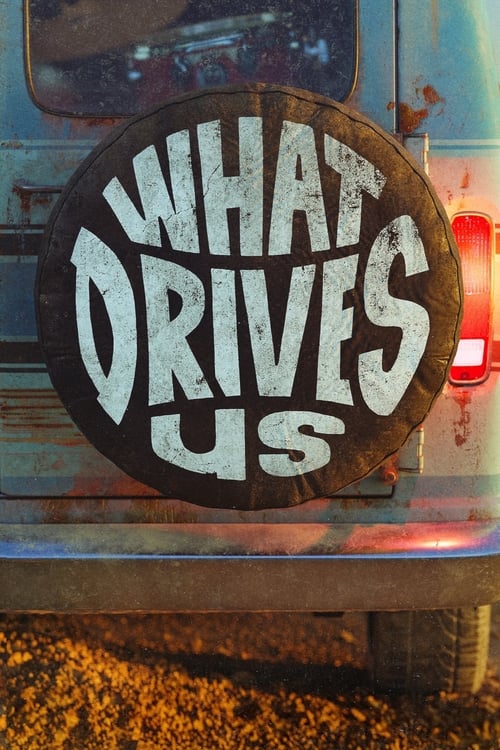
<box><xmin>368</xmin><ymin>606</ymin><xmax>491</xmax><ymax>694</ymax></box>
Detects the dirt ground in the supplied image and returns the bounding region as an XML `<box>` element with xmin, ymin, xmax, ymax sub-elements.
<box><xmin>1</xmin><ymin>605</ymin><xmax>499</xmax><ymax>749</ymax></box>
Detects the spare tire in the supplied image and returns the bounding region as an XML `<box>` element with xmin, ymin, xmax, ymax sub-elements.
<box><xmin>37</xmin><ymin>84</ymin><xmax>462</xmax><ymax>510</ymax></box>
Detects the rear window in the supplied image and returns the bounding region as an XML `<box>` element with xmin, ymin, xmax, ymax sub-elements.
<box><xmin>27</xmin><ymin>0</ymin><xmax>357</xmax><ymax>116</ymax></box>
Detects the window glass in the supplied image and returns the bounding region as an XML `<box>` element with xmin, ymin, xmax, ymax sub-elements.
<box><xmin>28</xmin><ymin>0</ymin><xmax>356</xmax><ymax>116</ymax></box>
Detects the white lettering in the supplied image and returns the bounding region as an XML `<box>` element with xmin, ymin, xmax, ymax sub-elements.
<box><xmin>211</xmin><ymin>268</ymin><xmax>241</xmax><ymax>397</ymax></box>
<box><xmin>71</xmin><ymin>228</ymin><xmax>137</xmax><ymax>425</ymax></box>
<box><xmin>359</xmin><ymin>215</ymin><xmax>430</xmax><ymax>415</ymax></box>
<box><xmin>141</xmin><ymin>256</ymin><xmax>213</xmax><ymax>405</ymax></box>
<box><xmin>258</xmin><ymin>411</ymin><xmax>345</xmax><ymax>476</ymax></box>
<box><xmin>324</xmin><ymin>135</ymin><xmax>386</xmax><ymax>248</ymax></box>
<box><xmin>151</xmin><ymin>409</ymin><xmax>246</xmax><ymax>479</ymax></box>
<box><xmin>241</xmin><ymin>265</ymin><xmax>316</xmax><ymax>396</ymax></box>
<box><xmin>76</xmin><ymin>117</ymin><xmax>437</xmax><ymax>484</ymax></box>
<box><xmin>103</xmin><ymin>130</ymin><xmax>199</xmax><ymax>252</ymax></box>
<box><xmin>269</xmin><ymin>121</ymin><xmax>330</xmax><ymax>255</ymax></box>
<box><xmin>316</xmin><ymin>255</ymin><xmax>358</xmax><ymax>404</ymax></box>
<box><xmin>198</xmin><ymin>117</ymin><xmax>264</xmax><ymax>255</ymax></box>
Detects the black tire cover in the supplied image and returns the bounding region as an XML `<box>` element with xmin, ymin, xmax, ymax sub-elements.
<box><xmin>37</xmin><ymin>84</ymin><xmax>462</xmax><ymax>510</ymax></box>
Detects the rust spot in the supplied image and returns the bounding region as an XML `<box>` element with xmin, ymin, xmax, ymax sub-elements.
<box><xmin>452</xmin><ymin>389</ymin><xmax>472</xmax><ymax>447</ymax></box>
<box><xmin>66</xmin><ymin>473</ymin><xmax>161</xmax><ymax>498</ymax></box>
<box><xmin>422</xmin><ymin>84</ymin><xmax>444</xmax><ymax>106</ymax></box>
<box><xmin>12</xmin><ymin>184</ymin><xmax>32</xmax><ymax>217</ymax></box>
<box><xmin>67</xmin><ymin>117</ymin><xmax>123</xmax><ymax>135</ymax></box>
<box><xmin>398</xmin><ymin>103</ymin><xmax>429</xmax><ymax>135</ymax></box>
<box><xmin>81</xmin><ymin>117</ymin><xmax>122</xmax><ymax>128</ymax></box>
<box><xmin>398</xmin><ymin>84</ymin><xmax>445</xmax><ymax>135</ymax></box>
<box><xmin>460</xmin><ymin>168</ymin><xmax>470</xmax><ymax>190</ymax></box>
<box><xmin>11</xmin><ymin>185</ymin><xmax>56</xmax><ymax>224</ymax></box>
<box><xmin>2</xmin><ymin>140</ymin><xmax>23</xmax><ymax>149</ymax></box>
<box><xmin>386</xmin><ymin>101</ymin><xmax>396</xmax><ymax>111</ymax></box>
<box><xmin>468</xmin><ymin>507</ymin><xmax>493</xmax><ymax>523</ymax></box>
<box><xmin>379</xmin><ymin>457</ymin><xmax>399</xmax><ymax>486</ymax></box>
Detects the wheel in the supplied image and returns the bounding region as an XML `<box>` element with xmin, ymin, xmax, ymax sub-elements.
<box><xmin>368</xmin><ymin>606</ymin><xmax>491</xmax><ymax>694</ymax></box>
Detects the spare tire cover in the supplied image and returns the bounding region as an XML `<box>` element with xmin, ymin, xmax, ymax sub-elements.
<box><xmin>37</xmin><ymin>84</ymin><xmax>462</xmax><ymax>510</ymax></box>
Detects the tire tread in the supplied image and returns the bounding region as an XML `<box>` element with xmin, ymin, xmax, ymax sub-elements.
<box><xmin>369</xmin><ymin>606</ymin><xmax>491</xmax><ymax>694</ymax></box>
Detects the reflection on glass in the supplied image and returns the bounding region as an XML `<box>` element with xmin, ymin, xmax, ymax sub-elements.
<box><xmin>28</xmin><ymin>0</ymin><xmax>355</xmax><ymax>116</ymax></box>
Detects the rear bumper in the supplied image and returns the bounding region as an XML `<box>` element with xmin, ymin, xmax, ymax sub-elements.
<box><xmin>2</xmin><ymin>374</ymin><xmax>500</xmax><ymax>612</ymax></box>
<box><xmin>1</xmin><ymin>519</ymin><xmax>499</xmax><ymax>612</ymax></box>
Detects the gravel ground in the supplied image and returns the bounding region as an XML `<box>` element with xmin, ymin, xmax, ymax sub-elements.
<box><xmin>1</xmin><ymin>607</ymin><xmax>499</xmax><ymax>749</ymax></box>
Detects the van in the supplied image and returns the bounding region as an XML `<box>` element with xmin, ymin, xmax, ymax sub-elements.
<box><xmin>1</xmin><ymin>0</ymin><xmax>499</xmax><ymax>694</ymax></box>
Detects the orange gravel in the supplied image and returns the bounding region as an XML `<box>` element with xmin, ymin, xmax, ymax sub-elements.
<box><xmin>1</xmin><ymin>611</ymin><xmax>499</xmax><ymax>749</ymax></box>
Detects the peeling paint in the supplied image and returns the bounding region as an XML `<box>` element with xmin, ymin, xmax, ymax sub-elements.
<box><xmin>422</xmin><ymin>84</ymin><xmax>444</xmax><ymax>106</ymax></box>
<box><xmin>452</xmin><ymin>389</ymin><xmax>472</xmax><ymax>447</ymax></box>
<box><xmin>12</xmin><ymin>185</ymin><xmax>32</xmax><ymax>218</ymax></box>
<box><xmin>398</xmin><ymin>102</ymin><xmax>429</xmax><ymax>135</ymax></box>
<box><xmin>460</xmin><ymin>168</ymin><xmax>470</xmax><ymax>190</ymax></box>
<box><xmin>1</xmin><ymin>140</ymin><xmax>23</xmax><ymax>149</ymax></box>
<box><xmin>396</xmin><ymin>84</ymin><xmax>445</xmax><ymax>135</ymax></box>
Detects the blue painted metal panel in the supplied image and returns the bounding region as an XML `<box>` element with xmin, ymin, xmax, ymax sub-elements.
<box><xmin>0</xmin><ymin>257</ymin><xmax>37</xmax><ymax>340</ymax></box>
<box><xmin>397</xmin><ymin>0</ymin><xmax>500</xmax><ymax>139</ymax></box>
<box><xmin>354</xmin><ymin>0</ymin><xmax>396</xmax><ymax>132</ymax></box>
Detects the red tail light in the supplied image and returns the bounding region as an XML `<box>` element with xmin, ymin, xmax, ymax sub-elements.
<box><xmin>449</xmin><ymin>213</ymin><xmax>494</xmax><ymax>385</ymax></box>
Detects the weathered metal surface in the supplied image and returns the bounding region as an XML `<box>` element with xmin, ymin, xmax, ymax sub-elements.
<box><xmin>0</xmin><ymin>382</ymin><xmax>403</xmax><ymax>503</ymax></box>
<box><xmin>0</xmin><ymin>0</ymin><xmax>499</xmax><ymax>612</ymax></box>
<box><xmin>1</xmin><ymin>522</ymin><xmax>499</xmax><ymax>612</ymax></box>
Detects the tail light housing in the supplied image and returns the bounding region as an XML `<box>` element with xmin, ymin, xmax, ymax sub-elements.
<box><xmin>449</xmin><ymin>213</ymin><xmax>494</xmax><ymax>385</ymax></box>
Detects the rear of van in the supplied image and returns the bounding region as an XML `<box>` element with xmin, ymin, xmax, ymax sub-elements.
<box><xmin>1</xmin><ymin>0</ymin><xmax>499</xmax><ymax>693</ymax></box>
